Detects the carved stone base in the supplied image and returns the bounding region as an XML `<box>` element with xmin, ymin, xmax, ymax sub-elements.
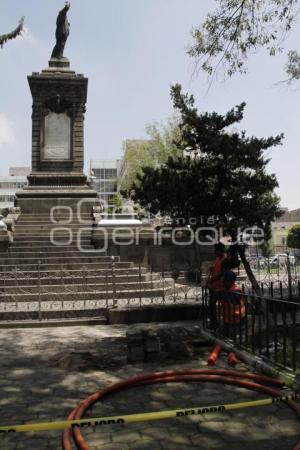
<box><xmin>16</xmin><ymin>173</ymin><xmax>99</xmax><ymax>214</ymax></box>
<box><xmin>27</xmin><ymin>172</ymin><xmax>90</xmax><ymax>187</ymax></box>
<box><xmin>16</xmin><ymin>189</ymin><xmax>99</xmax><ymax>214</ymax></box>
<box><xmin>47</xmin><ymin>57</ymin><xmax>72</xmax><ymax>72</ymax></box>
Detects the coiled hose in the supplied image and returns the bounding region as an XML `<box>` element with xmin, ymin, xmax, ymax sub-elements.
<box><xmin>62</xmin><ymin>369</ymin><xmax>300</xmax><ymax>450</ymax></box>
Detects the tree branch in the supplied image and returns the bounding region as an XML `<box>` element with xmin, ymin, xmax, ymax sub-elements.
<box><xmin>0</xmin><ymin>17</ymin><xmax>25</xmax><ymax>48</ymax></box>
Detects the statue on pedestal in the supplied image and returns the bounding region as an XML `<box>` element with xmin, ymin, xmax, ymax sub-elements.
<box><xmin>51</xmin><ymin>2</ymin><xmax>70</xmax><ymax>59</ymax></box>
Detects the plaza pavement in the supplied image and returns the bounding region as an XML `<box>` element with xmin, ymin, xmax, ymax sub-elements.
<box><xmin>0</xmin><ymin>322</ymin><xmax>299</xmax><ymax>450</ymax></box>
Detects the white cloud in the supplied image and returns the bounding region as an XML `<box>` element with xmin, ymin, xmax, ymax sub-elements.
<box><xmin>21</xmin><ymin>26</ymin><xmax>39</xmax><ymax>47</ymax></box>
<box><xmin>13</xmin><ymin>26</ymin><xmax>40</xmax><ymax>48</ymax></box>
<box><xmin>0</xmin><ymin>114</ymin><xmax>16</xmax><ymax>146</ymax></box>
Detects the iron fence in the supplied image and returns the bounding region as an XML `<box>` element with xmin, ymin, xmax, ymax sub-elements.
<box><xmin>202</xmin><ymin>289</ymin><xmax>300</xmax><ymax>372</ymax></box>
<box><xmin>242</xmin><ymin>254</ymin><xmax>300</xmax><ymax>296</ymax></box>
<box><xmin>0</xmin><ymin>265</ymin><xmax>204</xmax><ymax>319</ymax></box>
<box><xmin>0</xmin><ymin>262</ymin><xmax>299</xmax><ymax>371</ymax></box>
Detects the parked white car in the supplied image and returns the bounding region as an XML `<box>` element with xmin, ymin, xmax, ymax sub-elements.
<box><xmin>270</xmin><ymin>253</ymin><xmax>295</xmax><ymax>266</ymax></box>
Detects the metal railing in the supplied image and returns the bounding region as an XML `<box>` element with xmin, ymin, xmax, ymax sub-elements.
<box><xmin>203</xmin><ymin>289</ymin><xmax>300</xmax><ymax>372</ymax></box>
<box><xmin>0</xmin><ymin>263</ymin><xmax>299</xmax><ymax>371</ymax></box>
<box><xmin>0</xmin><ymin>266</ymin><xmax>204</xmax><ymax>319</ymax></box>
<box><xmin>243</xmin><ymin>254</ymin><xmax>300</xmax><ymax>294</ymax></box>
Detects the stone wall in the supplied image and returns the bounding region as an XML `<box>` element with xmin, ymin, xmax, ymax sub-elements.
<box><xmin>92</xmin><ymin>234</ymin><xmax>214</xmax><ymax>271</ymax></box>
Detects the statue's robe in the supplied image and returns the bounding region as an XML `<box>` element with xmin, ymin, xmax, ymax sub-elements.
<box><xmin>51</xmin><ymin>7</ymin><xmax>70</xmax><ymax>59</ymax></box>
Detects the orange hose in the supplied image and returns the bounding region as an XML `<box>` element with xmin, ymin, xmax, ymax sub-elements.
<box><xmin>228</xmin><ymin>352</ymin><xmax>238</xmax><ymax>367</ymax></box>
<box><xmin>62</xmin><ymin>369</ymin><xmax>300</xmax><ymax>450</ymax></box>
<box><xmin>207</xmin><ymin>345</ymin><xmax>222</xmax><ymax>366</ymax></box>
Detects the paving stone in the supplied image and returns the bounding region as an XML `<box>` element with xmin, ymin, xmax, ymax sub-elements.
<box><xmin>0</xmin><ymin>323</ymin><xmax>298</xmax><ymax>450</ymax></box>
<box><xmin>82</xmin><ymin>431</ymin><xmax>112</xmax><ymax>445</ymax></box>
<box><xmin>98</xmin><ymin>444</ymin><xmax>129</xmax><ymax>450</ymax></box>
<box><xmin>15</xmin><ymin>437</ymin><xmax>49</xmax><ymax>449</ymax></box>
<box><xmin>111</xmin><ymin>431</ymin><xmax>141</xmax><ymax>444</ymax></box>
<box><xmin>139</xmin><ymin>427</ymin><xmax>170</xmax><ymax>441</ymax></box>
<box><xmin>271</xmin><ymin>419</ymin><xmax>300</xmax><ymax>434</ymax></box>
<box><xmin>198</xmin><ymin>420</ymin><xmax>227</xmax><ymax>434</ymax></box>
<box><xmin>129</xmin><ymin>439</ymin><xmax>163</xmax><ymax>450</ymax></box>
<box><xmin>158</xmin><ymin>434</ymin><xmax>193</xmax><ymax>448</ymax></box>
<box><xmin>0</xmin><ymin>440</ymin><xmax>17</xmax><ymax>450</ymax></box>
<box><xmin>190</xmin><ymin>434</ymin><xmax>226</xmax><ymax>449</ymax></box>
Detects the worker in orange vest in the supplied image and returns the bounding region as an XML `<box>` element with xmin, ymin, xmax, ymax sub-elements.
<box><xmin>206</xmin><ymin>242</ymin><xmax>227</xmax><ymax>329</ymax></box>
<box><xmin>207</xmin><ymin>243</ymin><xmax>227</xmax><ymax>290</ymax></box>
<box><xmin>220</xmin><ymin>270</ymin><xmax>246</xmax><ymax>335</ymax></box>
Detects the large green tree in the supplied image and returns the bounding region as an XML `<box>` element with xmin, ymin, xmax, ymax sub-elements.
<box><xmin>287</xmin><ymin>224</ymin><xmax>300</xmax><ymax>248</ymax></box>
<box><xmin>129</xmin><ymin>84</ymin><xmax>283</xmax><ymax>293</ymax></box>
<box><xmin>120</xmin><ymin>118</ymin><xmax>182</xmax><ymax>193</ymax></box>
<box><xmin>0</xmin><ymin>17</ymin><xmax>24</xmax><ymax>48</ymax></box>
<box><xmin>188</xmin><ymin>0</ymin><xmax>300</xmax><ymax>82</ymax></box>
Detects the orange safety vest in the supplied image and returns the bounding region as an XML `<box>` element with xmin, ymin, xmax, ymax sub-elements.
<box><xmin>221</xmin><ymin>282</ymin><xmax>246</xmax><ymax>324</ymax></box>
<box><xmin>208</xmin><ymin>256</ymin><xmax>226</xmax><ymax>290</ymax></box>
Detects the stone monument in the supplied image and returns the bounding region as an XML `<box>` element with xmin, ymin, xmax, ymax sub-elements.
<box><xmin>16</xmin><ymin>3</ymin><xmax>98</xmax><ymax>213</ymax></box>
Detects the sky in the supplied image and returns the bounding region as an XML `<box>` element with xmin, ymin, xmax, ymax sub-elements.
<box><xmin>0</xmin><ymin>0</ymin><xmax>300</xmax><ymax>209</ymax></box>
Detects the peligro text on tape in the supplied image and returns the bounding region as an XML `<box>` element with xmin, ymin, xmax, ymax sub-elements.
<box><xmin>0</xmin><ymin>393</ymin><xmax>299</xmax><ymax>434</ymax></box>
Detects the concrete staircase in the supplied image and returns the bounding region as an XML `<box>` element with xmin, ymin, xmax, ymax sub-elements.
<box><xmin>0</xmin><ymin>213</ymin><xmax>167</xmax><ymax>324</ymax></box>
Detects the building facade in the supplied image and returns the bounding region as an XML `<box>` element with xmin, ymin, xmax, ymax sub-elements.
<box><xmin>0</xmin><ymin>167</ymin><xmax>30</xmax><ymax>210</ymax></box>
<box><xmin>271</xmin><ymin>208</ymin><xmax>300</xmax><ymax>251</ymax></box>
<box><xmin>90</xmin><ymin>159</ymin><xmax>121</xmax><ymax>204</ymax></box>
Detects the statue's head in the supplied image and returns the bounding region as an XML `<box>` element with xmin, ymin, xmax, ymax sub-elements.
<box><xmin>65</xmin><ymin>1</ymin><xmax>71</xmax><ymax>9</ymax></box>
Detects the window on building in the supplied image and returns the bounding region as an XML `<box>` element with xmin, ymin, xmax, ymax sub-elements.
<box><xmin>0</xmin><ymin>195</ymin><xmax>15</xmax><ymax>202</ymax></box>
<box><xmin>104</xmin><ymin>181</ymin><xmax>117</xmax><ymax>192</ymax></box>
<box><xmin>93</xmin><ymin>168</ymin><xmax>118</xmax><ymax>179</ymax></box>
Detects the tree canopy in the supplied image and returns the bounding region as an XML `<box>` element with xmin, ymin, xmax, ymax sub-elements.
<box><xmin>120</xmin><ymin>118</ymin><xmax>182</xmax><ymax>193</ymax></box>
<box><xmin>109</xmin><ymin>192</ymin><xmax>124</xmax><ymax>213</ymax></box>
<box><xmin>129</xmin><ymin>84</ymin><xmax>284</xmax><ymax>292</ymax></box>
<box><xmin>131</xmin><ymin>84</ymin><xmax>283</xmax><ymax>237</ymax></box>
<box><xmin>188</xmin><ymin>0</ymin><xmax>300</xmax><ymax>82</ymax></box>
<box><xmin>287</xmin><ymin>224</ymin><xmax>300</xmax><ymax>248</ymax></box>
<box><xmin>0</xmin><ymin>17</ymin><xmax>24</xmax><ymax>48</ymax></box>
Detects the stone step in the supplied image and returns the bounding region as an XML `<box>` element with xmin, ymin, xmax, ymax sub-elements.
<box><xmin>0</xmin><ymin>316</ymin><xmax>108</xmax><ymax>328</ymax></box>
<box><xmin>16</xmin><ymin>214</ymin><xmax>94</xmax><ymax>219</ymax></box>
<box><xmin>14</xmin><ymin>225</ymin><xmax>93</xmax><ymax>229</ymax></box>
<box><xmin>12</xmin><ymin>234</ymin><xmax>93</xmax><ymax>241</ymax></box>
<box><xmin>0</xmin><ymin>250</ymin><xmax>108</xmax><ymax>258</ymax></box>
<box><xmin>12</xmin><ymin>234</ymin><xmax>92</xmax><ymax>247</ymax></box>
<box><xmin>0</xmin><ymin>267</ymin><xmax>145</xmax><ymax>279</ymax></box>
<box><xmin>0</xmin><ymin>255</ymin><xmax>116</xmax><ymax>265</ymax></box>
<box><xmin>0</xmin><ymin>273</ymin><xmax>153</xmax><ymax>286</ymax></box>
<box><xmin>11</xmin><ymin>235</ymin><xmax>92</xmax><ymax>244</ymax></box>
<box><xmin>0</xmin><ymin>310</ymin><xmax>108</xmax><ymax>322</ymax></box>
<box><xmin>0</xmin><ymin>261</ymin><xmax>132</xmax><ymax>272</ymax></box>
<box><xmin>3</xmin><ymin>245</ymin><xmax>96</xmax><ymax>253</ymax></box>
<box><xmin>0</xmin><ymin>287</ymin><xmax>165</xmax><ymax>302</ymax></box>
<box><xmin>15</xmin><ymin>223</ymin><xmax>94</xmax><ymax>227</ymax></box>
<box><xmin>15</xmin><ymin>216</ymin><xmax>94</xmax><ymax>220</ymax></box>
<box><xmin>15</xmin><ymin>221</ymin><xmax>94</xmax><ymax>226</ymax></box>
<box><xmin>15</xmin><ymin>222</ymin><xmax>93</xmax><ymax>233</ymax></box>
<box><xmin>14</xmin><ymin>229</ymin><xmax>92</xmax><ymax>234</ymax></box>
<box><xmin>1</xmin><ymin>279</ymin><xmax>166</xmax><ymax>294</ymax></box>
<box><xmin>16</xmin><ymin>218</ymin><xmax>94</xmax><ymax>222</ymax></box>
<box><xmin>15</xmin><ymin>218</ymin><xmax>93</xmax><ymax>222</ymax></box>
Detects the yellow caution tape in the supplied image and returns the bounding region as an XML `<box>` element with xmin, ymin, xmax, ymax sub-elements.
<box><xmin>0</xmin><ymin>393</ymin><xmax>299</xmax><ymax>434</ymax></box>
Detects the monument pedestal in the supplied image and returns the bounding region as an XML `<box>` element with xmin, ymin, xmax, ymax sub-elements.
<box><xmin>16</xmin><ymin>58</ymin><xmax>98</xmax><ymax>214</ymax></box>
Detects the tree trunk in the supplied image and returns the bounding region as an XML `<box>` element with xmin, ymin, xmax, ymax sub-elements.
<box><xmin>237</xmin><ymin>245</ymin><xmax>261</xmax><ymax>296</ymax></box>
<box><xmin>237</xmin><ymin>244</ymin><xmax>275</xmax><ymax>334</ymax></box>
